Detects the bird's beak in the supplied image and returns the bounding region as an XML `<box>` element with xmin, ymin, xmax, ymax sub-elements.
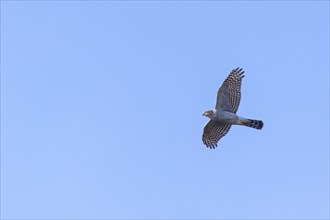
<box><xmin>202</xmin><ymin>112</ymin><xmax>206</xmax><ymax>116</ymax></box>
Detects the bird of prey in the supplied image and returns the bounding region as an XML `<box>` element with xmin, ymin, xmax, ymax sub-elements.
<box><xmin>202</xmin><ymin>67</ymin><xmax>263</xmax><ymax>149</ymax></box>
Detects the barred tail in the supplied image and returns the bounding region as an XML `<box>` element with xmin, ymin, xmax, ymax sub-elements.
<box><xmin>243</xmin><ymin>119</ymin><xmax>264</xmax><ymax>130</ymax></box>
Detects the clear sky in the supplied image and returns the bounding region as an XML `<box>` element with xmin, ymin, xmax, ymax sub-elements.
<box><xmin>1</xmin><ymin>1</ymin><xmax>329</xmax><ymax>219</ymax></box>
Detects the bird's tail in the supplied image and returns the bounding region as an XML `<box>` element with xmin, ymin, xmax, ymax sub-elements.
<box><xmin>241</xmin><ymin>118</ymin><xmax>264</xmax><ymax>130</ymax></box>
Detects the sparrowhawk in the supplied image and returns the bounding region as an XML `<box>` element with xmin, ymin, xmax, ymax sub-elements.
<box><xmin>202</xmin><ymin>67</ymin><xmax>264</xmax><ymax>149</ymax></box>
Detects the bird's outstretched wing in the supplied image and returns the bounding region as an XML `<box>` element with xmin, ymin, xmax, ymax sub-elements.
<box><xmin>202</xmin><ymin>120</ymin><xmax>232</xmax><ymax>149</ymax></box>
<box><xmin>215</xmin><ymin>67</ymin><xmax>244</xmax><ymax>113</ymax></box>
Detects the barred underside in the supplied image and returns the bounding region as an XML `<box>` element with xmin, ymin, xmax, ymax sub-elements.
<box><xmin>202</xmin><ymin>120</ymin><xmax>232</xmax><ymax>149</ymax></box>
<box><xmin>215</xmin><ymin>67</ymin><xmax>244</xmax><ymax>113</ymax></box>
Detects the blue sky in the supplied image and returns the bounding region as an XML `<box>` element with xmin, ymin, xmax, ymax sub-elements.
<box><xmin>1</xmin><ymin>1</ymin><xmax>329</xmax><ymax>219</ymax></box>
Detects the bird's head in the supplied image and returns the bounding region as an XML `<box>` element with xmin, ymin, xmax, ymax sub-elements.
<box><xmin>202</xmin><ymin>110</ymin><xmax>214</xmax><ymax>119</ymax></box>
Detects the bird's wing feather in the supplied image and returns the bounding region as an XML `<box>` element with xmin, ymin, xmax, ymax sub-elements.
<box><xmin>215</xmin><ymin>67</ymin><xmax>244</xmax><ymax>113</ymax></box>
<box><xmin>202</xmin><ymin>120</ymin><xmax>232</xmax><ymax>149</ymax></box>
